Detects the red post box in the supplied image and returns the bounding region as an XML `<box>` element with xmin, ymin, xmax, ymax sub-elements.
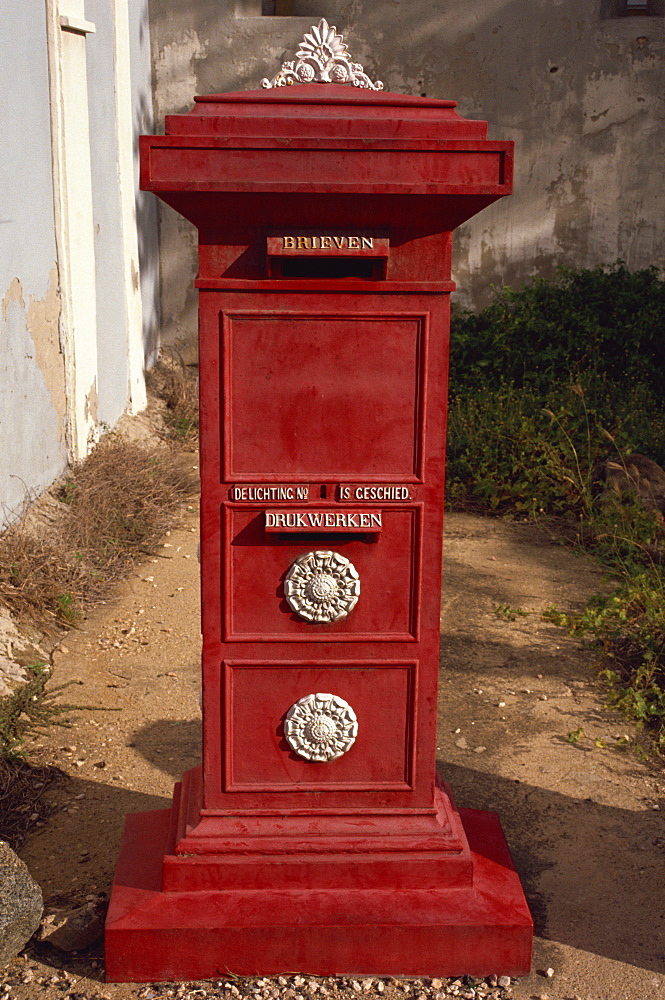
<box><xmin>106</xmin><ymin>21</ymin><xmax>532</xmax><ymax>982</ymax></box>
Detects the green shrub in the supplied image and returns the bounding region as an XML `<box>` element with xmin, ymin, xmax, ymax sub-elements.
<box><xmin>450</xmin><ymin>262</ymin><xmax>665</xmax><ymax>402</ymax></box>
<box><xmin>447</xmin><ymin>263</ymin><xmax>665</xmax><ymax>745</ymax></box>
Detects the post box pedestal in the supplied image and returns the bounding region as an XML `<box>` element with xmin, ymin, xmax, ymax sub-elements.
<box><xmin>106</xmin><ymin>769</ymin><xmax>532</xmax><ymax>982</ymax></box>
<box><xmin>106</xmin><ymin>24</ymin><xmax>532</xmax><ymax>981</ymax></box>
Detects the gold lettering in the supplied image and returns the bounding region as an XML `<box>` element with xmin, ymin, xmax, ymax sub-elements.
<box><xmin>361</xmin><ymin>237</ymin><xmax>373</xmax><ymax>249</ymax></box>
<box><xmin>320</xmin><ymin>236</ymin><xmax>332</xmax><ymax>249</ymax></box>
<box><xmin>347</xmin><ymin>236</ymin><xmax>360</xmax><ymax>249</ymax></box>
<box><xmin>282</xmin><ymin>236</ymin><xmax>296</xmax><ymax>249</ymax></box>
<box><xmin>311</xmin><ymin>236</ymin><xmax>319</xmax><ymax>249</ymax></box>
<box><xmin>296</xmin><ymin>236</ymin><xmax>309</xmax><ymax>250</ymax></box>
<box><xmin>332</xmin><ymin>236</ymin><xmax>345</xmax><ymax>249</ymax></box>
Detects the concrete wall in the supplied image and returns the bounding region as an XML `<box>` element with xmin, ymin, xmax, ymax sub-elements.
<box><xmin>0</xmin><ymin>7</ymin><xmax>67</xmax><ymax>524</ymax></box>
<box><xmin>148</xmin><ymin>0</ymin><xmax>665</xmax><ymax>349</ymax></box>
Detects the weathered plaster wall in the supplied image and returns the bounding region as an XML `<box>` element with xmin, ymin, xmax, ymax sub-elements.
<box><xmin>86</xmin><ymin>0</ymin><xmax>161</xmax><ymax>425</ymax></box>
<box><xmin>0</xmin><ymin>3</ymin><xmax>160</xmax><ymax>528</ymax></box>
<box><xmin>0</xmin><ymin>7</ymin><xmax>67</xmax><ymax>525</ymax></box>
<box><xmin>148</xmin><ymin>0</ymin><xmax>665</xmax><ymax>348</ymax></box>
<box><xmin>129</xmin><ymin>0</ymin><xmax>161</xmax><ymax>367</ymax></box>
<box><xmin>87</xmin><ymin>0</ymin><xmax>134</xmax><ymax>428</ymax></box>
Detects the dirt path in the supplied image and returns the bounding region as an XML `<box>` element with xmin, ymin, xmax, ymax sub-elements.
<box><xmin>3</xmin><ymin>511</ymin><xmax>664</xmax><ymax>1000</ymax></box>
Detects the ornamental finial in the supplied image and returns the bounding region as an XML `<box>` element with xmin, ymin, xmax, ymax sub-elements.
<box><xmin>261</xmin><ymin>18</ymin><xmax>383</xmax><ymax>91</ymax></box>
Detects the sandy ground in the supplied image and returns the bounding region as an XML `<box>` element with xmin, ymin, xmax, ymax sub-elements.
<box><xmin>2</xmin><ymin>508</ymin><xmax>664</xmax><ymax>1000</ymax></box>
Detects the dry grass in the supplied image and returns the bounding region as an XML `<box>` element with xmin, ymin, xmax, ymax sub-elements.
<box><xmin>0</xmin><ymin>756</ymin><xmax>65</xmax><ymax>850</ymax></box>
<box><xmin>146</xmin><ymin>348</ymin><xmax>199</xmax><ymax>448</ymax></box>
<box><xmin>0</xmin><ymin>436</ymin><xmax>196</xmax><ymax>633</ymax></box>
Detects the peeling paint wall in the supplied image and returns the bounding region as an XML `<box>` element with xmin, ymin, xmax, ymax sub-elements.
<box><xmin>149</xmin><ymin>0</ymin><xmax>665</xmax><ymax>341</ymax></box>
<box><xmin>0</xmin><ymin>8</ymin><xmax>67</xmax><ymax>525</ymax></box>
<box><xmin>0</xmin><ymin>3</ymin><xmax>160</xmax><ymax>528</ymax></box>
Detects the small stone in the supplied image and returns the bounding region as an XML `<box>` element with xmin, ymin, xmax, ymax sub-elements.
<box><xmin>351</xmin><ymin>983</ymin><xmax>362</xmax><ymax>993</ymax></box>
<box><xmin>473</xmin><ymin>746</ymin><xmax>487</xmax><ymax>754</ymax></box>
<box><xmin>430</xmin><ymin>981</ymin><xmax>443</xmax><ymax>990</ymax></box>
<box><xmin>538</xmin><ymin>695</ymin><xmax>548</xmax><ymax>702</ymax></box>
<box><xmin>376</xmin><ymin>984</ymin><xmax>385</xmax><ymax>994</ymax></box>
<box><xmin>455</xmin><ymin>737</ymin><xmax>468</xmax><ymax>749</ymax></box>
<box><xmin>278</xmin><ymin>978</ymin><xmax>288</xmax><ymax>987</ymax></box>
<box><xmin>486</xmin><ymin>976</ymin><xmax>497</xmax><ymax>988</ymax></box>
<box><xmin>497</xmin><ymin>977</ymin><xmax>510</xmax><ymax>988</ymax></box>
<box><xmin>544</xmin><ymin>968</ymin><xmax>554</xmax><ymax>978</ymax></box>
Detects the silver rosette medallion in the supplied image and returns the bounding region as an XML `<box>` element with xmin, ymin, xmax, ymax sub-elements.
<box><xmin>284</xmin><ymin>549</ymin><xmax>360</xmax><ymax>623</ymax></box>
<box><xmin>284</xmin><ymin>693</ymin><xmax>358</xmax><ymax>761</ymax></box>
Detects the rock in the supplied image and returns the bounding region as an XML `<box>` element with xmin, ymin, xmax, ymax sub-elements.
<box><xmin>497</xmin><ymin>977</ymin><xmax>511</xmax><ymax>988</ymax></box>
<box><xmin>0</xmin><ymin>840</ymin><xmax>43</xmax><ymax>970</ymax></box>
<box><xmin>37</xmin><ymin>900</ymin><xmax>104</xmax><ymax>952</ymax></box>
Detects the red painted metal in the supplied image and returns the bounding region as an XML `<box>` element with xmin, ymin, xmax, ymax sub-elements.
<box><xmin>106</xmin><ymin>83</ymin><xmax>532</xmax><ymax>981</ymax></box>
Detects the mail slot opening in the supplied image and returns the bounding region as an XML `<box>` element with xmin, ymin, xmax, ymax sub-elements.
<box><xmin>266</xmin><ymin>233</ymin><xmax>390</xmax><ymax>280</ymax></box>
<box><xmin>275</xmin><ymin>257</ymin><xmax>382</xmax><ymax>280</ymax></box>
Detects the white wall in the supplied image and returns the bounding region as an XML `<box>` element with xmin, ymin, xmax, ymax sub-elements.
<box><xmin>0</xmin><ymin>6</ymin><xmax>67</xmax><ymax>524</ymax></box>
<box><xmin>0</xmin><ymin>1</ymin><xmax>160</xmax><ymax>528</ymax></box>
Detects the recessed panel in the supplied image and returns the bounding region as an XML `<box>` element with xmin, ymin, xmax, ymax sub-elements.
<box><xmin>224</xmin><ymin>660</ymin><xmax>416</xmax><ymax>791</ymax></box>
<box><xmin>224</xmin><ymin>506</ymin><xmax>421</xmax><ymax>641</ymax></box>
<box><xmin>223</xmin><ymin>312</ymin><xmax>427</xmax><ymax>480</ymax></box>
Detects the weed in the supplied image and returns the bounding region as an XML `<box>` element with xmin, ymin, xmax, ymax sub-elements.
<box><xmin>0</xmin><ymin>664</ymin><xmax>79</xmax><ymax>757</ymax></box>
<box><xmin>495</xmin><ymin>603</ymin><xmax>529</xmax><ymax>621</ymax></box>
<box><xmin>546</xmin><ymin>570</ymin><xmax>665</xmax><ymax>746</ymax></box>
<box><xmin>146</xmin><ymin>347</ymin><xmax>199</xmax><ymax>449</ymax></box>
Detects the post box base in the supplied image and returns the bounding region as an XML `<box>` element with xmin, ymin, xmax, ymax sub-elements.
<box><xmin>105</xmin><ymin>804</ymin><xmax>532</xmax><ymax>982</ymax></box>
